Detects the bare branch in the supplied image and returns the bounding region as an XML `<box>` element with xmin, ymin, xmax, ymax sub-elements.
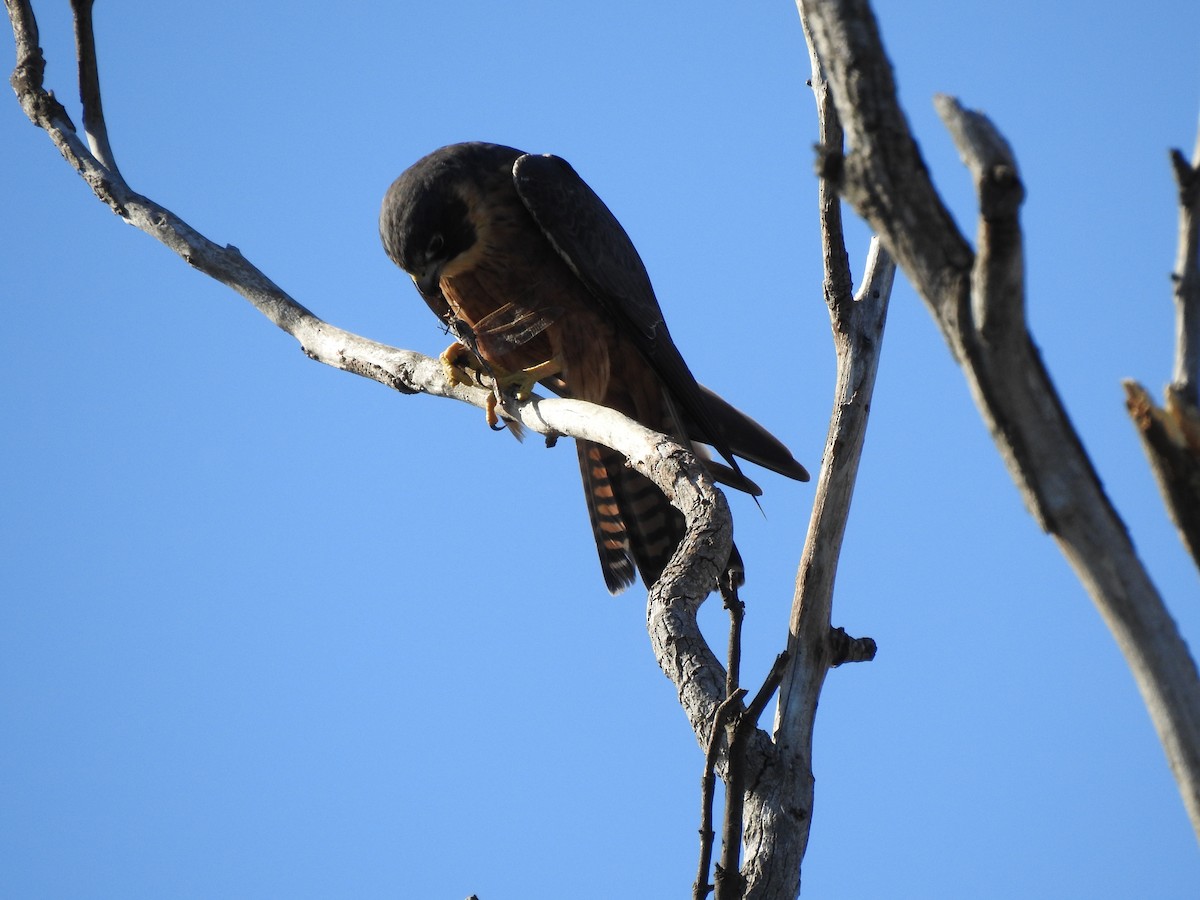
<box><xmin>741</xmin><ymin>238</ymin><xmax>890</xmax><ymax>900</ymax></box>
<box><xmin>934</xmin><ymin>94</ymin><xmax>1025</xmax><ymax>341</ymax></box>
<box><xmin>8</xmin><ymin>2</ymin><xmax>493</xmax><ymax>409</ymax></box>
<box><xmin>778</xmin><ymin>239</ymin><xmax>892</xmax><ymax>745</ymax></box>
<box><xmin>722</xmin><ymin>583</ymin><xmax>745</xmax><ymax>701</ymax></box>
<box><xmin>695</xmin><ymin>690</ymin><xmax>746</xmax><ymax>900</ymax></box>
<box><xmin>799</xmin><ymin>0</ymin><xmax>1200</xmax><ymax>843</ymax></box>
<box><xmin>673</xmin><ymin>19</ymin><xmax>899</xmax><ymax>899</ymax></box>
<box><xmin>801</xmin><ymin>14</ymin><xmax>853</xmax><ymax>316</ymax></box>
<box><xmin>1125</xmin><ymin>381</ymin><xmax>1200</xmax><ymax>570</ymax></box>
<box><xmin>1124</xmin><ymin>119</ymin><xmax>1200</xmax><ymax>574</ymax></box>
<box><xmin>68</xmin><ymin>0</ymin><xmax>117</xmax><ymax>173</ymax></box>
<box><xmin>7</xmin><ymin>0</ymin><xmax>74</xmax><ymax>133</ymax></box>
<box><xmin>797</xmin><ymin>0</ymin><xmax>972</xmax><ymax>337</ymax></box>
<box><xmin>6</xmin><ymin>0</ymin><xmax>754</xmax><ymax>793</ymax></box>
<box><xmin>1171</xmin><ymin>126</ymin><xmax>1200</xmax><ymax>402</ymax></box>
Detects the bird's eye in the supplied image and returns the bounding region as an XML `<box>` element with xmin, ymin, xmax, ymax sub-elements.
<box><xmin>427</xmin><ymin>233</ymin><xmax>445</xmax><ymax>257</ymax></box>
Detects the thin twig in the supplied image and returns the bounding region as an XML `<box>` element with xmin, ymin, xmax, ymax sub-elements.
<box><xmin>694</xmin><ymin>690</ymin><xmax>746</xmax><ymax>900</ymax></box>
<box><xmin>801</xmin><ymin>5</ymin><xmax>853</xmax><ymax>317</ymax></box>
<box><xmin>713</xmin><ymin>721</ymin><xmax>747</xmax><ymax>900</ymax></box>
<box><xmin>1170</xmin><ymin>128</ymin><xmax>1200</xmax><ymax>403</ymax></box>
<box><xmin>721</xmin><ymin>579</ymin><xmax>744</xmax><ymax>701</ymax></box>
<box><xmin>743</xmin><ymin>653</ymin><xmax>791</xmax><ymax>725</ymax></box>
<box><xmin>715</xmin><ymin>654</ymin><xmax>791</xmax><ymax>900</ymax></box>
<box><xmin>69</xmin><ymin>0</ymin><xmax>117</xmax><ymax>173</ymax></box>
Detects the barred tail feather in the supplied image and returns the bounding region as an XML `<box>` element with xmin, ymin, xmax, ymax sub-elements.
<box><xmin>609</xmin><ymin>463</ymin><xmax>685</xmax><ymax>590</ymax></box>
<box><xmin>577</xmin><ymin>439</ymin><xmax>738</xmax><ymax>593</ymax></box>
<box><xmin>577</xmin><ymin>441</ymin><xmax>637</xmax><ymax>594</ymax></box>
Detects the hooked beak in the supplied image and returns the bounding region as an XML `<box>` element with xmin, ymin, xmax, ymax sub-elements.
<box><xmin>415</xmin><ymin>265</ymin><xmax>443</xmax><ymax>298</ymax></box>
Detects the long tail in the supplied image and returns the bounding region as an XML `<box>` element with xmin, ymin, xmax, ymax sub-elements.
<box><xmin>577</xmin><ymin>440</ymin><xmax>686</xmax><ymax>593</ymax></box>
<box><xmin>693</xmin><ymin>385</ymin><xmax>810</xmax><ymax>483</ymax></box>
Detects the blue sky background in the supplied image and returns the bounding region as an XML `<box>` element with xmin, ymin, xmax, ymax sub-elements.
<box><xmin>3</xmin><ymin>1</ymin><xmax>1199</xmax><ymax>897</ymax></box>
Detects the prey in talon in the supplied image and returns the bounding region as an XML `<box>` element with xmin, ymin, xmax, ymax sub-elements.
<box><xmin>440</xmin><ymin>307</ymin><xmax>563</xmax><ymax>428</ymax></box>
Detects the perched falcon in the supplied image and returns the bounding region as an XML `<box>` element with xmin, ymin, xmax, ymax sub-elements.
<box><xmin>380</xmin><ymin>142</ymin><xmax>808</xmax><ymax>593</ymax></box>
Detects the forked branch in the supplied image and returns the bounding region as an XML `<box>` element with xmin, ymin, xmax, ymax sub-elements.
<box><xmin>1124</xmin><ymin>125</ymin><xmax>1200</xmax><ymax>570</ymax></box>
<box><xmin>711</xmin><ymin>15</ymin><xmax>896</xmax><ymax>895</ymax></box>
<box><xmin>798</xmin><ymin>0</ymin><xmax>1200</xmax><ymax>842</ymax></box>
<box><xmin>9</xmin><ymin>3</ymin><xmax>900</xmax><ymax>897</ymax></box>
<box><xmin>5</xmin><ymin>0</ymin><xmax>754</xmax><ymax>785</ymax></box>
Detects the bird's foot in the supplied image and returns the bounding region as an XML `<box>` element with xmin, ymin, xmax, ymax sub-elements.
<box><xmin>495</xmin><ymin>356</ymin><xmax>563</xmax><ymax>401</ymax></box>
<box><xmin>482</xmin><ymin>355</ymin><xmax>561</xmax><ymax>429</ymax></box>
<box><xmin>439</xmin><ymin>341</ymin><xmax>485</xmax><ymax>388</ymax></box>
<box><xmin>483</xmin><ymin>356</ymin><xmax>563</xmax><ymax>429</ymax></box>
<box><xmin>441</xmin><ymin>343</ymin><xmax>562</xmax><ymax>430</ymax></box>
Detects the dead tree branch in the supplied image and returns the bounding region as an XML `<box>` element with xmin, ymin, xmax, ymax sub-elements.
<box><xmin>716</xmin><ymin>653</ymin><xmax>792</xmax><ymax>900</ymax></box>
<box><xmin>1124</xmin><ymin>124</ymin><xmax>1200</xmax><ymax>570</ymax></box>
<box><xmin>695</xmin><ymin>689</ymin><xmax>746</xmax><ymax>900</ymax></box>
<box><xmin>758</xmin><ymin>235</ymin><xmax>891</xmax><ymax>897</ymax></box>
<box><xmin>5</xmin><ymin>0</ymin><xmax>755</xmax><ymax>794</ymax></box>
<box><xmin>1171</xmin><ymin>129</ymin><xmax>1200</xmax><ymax>404</ymax></box>
<box><xmin>8</xmin><ymin>3</ymin><xmax>898</xmax><ymax>896</ymax></box>
<box><xmin>5</xmin><ymin>10</ymin><xmax>847</xmax><ymax>897</ymax></box>
<box><xmin>797</xmin><ymin>0</ymin><xmax>1200</xmax><ymax>842</ymax></box>
<box><xmin>1125</xmin><ymin>381</ymin><xmax>1200</xmax><ymax>570</ymax></box>
<box><xmin>706</xmin><ymin>14</ymin><xmax>895</xmax><ymax>896</ymax></box>
<box><xmin>68</xmin><ymin>0</ymin><xmax>116</xmax><ymax>173</ymax></box>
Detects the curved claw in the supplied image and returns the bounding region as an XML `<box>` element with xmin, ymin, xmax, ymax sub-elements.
<box><xmin>485</xmin><ymin>391</ymin><xmax>502</xmax><ymax>430</ymax></box>
<box><xmin>444</xmin><ymin>345</ymin><xmax>563</xmax><ymax>431</ymax></box>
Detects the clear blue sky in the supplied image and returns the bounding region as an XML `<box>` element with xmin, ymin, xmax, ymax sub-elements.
<box><xmin>3</xmin><ymin>1</ymin><xmax>1199</xmax><ymax>897</ymax></box>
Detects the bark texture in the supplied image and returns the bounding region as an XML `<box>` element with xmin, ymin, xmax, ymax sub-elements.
<box><xmin>798</xmin><ymin>0</ymin><xmax>1200</xmax><ymax>842</ymax></box>
<box><xmin>1124</xmin><ymin>132</ymin><xmax>1200</xmax><ymax>570</ymax></box>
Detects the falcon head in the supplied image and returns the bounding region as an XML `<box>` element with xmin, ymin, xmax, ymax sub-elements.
<box><xmin>380</xmin><ymin>174</ymin><xmax>475</xmax><ymax>298</ymax></box>
<box><xmin>380</xmin><ymin>142</ymin><xmax>523</xmax><ymax>298</ymax></box>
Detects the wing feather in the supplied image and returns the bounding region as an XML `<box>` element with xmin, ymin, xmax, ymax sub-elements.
<box><xmin>512</xmin><ymin>153</ymin><xmax>747</xmax><ymax>482</ymax></box>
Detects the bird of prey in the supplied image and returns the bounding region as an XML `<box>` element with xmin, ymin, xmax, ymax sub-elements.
<box><xmin>380</xmin><ymin>142</ymin><xmax>808</xmax><ymax>593</ymax></box>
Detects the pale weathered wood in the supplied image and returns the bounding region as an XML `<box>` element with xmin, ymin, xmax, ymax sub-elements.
<box><xmin>5</xmin><ymin>0</ymin><xmax>746</xmax><ymax>721</ymax></box>
<box><xmin>1123</xmin><ymin>126</ymin><xmax>1200</xmax><ymax>571</ymax></box>
<box><xmin>5</xmin><ymin>6</ymin><xmax>782</xmax><ymax>892</ymax></box>
<box><xmin>4</xmin><ymin>3</ymin><xmax>892</xmax><ymax>897</ymax></box>
<box><xmin>1171</xmin><ymin>127</ymin><xmax>1200</xmax><ymax>403</ymax></box>
<box><xmin>799</xmin><ymin>0</ymin><xmax>1200</xmax><ymax>845</ymax></box>
<box><xmin>744</xmin><ymin>238</ymin><xmax>891</xmax><ymax>900</ymax></box>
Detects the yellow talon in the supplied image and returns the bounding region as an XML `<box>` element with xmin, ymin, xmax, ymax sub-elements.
<box><xmin>497</xmin><ymin>356</ymin><xmax>564</xmax><ymax>400</ymax></box>
<box><xmin>439</xmin><ymin>345</ymin><xmax>563</xmax><ymax>429</ymax></box>
<box><xmin>439</xmin><ymin>341</ymin><xmax>484</xmax><ymax>388</ymax></box>
<box><xmin>486</xmin><ymin>360</ymin><xmax>557</xmax><ymax>429</ymax></box>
